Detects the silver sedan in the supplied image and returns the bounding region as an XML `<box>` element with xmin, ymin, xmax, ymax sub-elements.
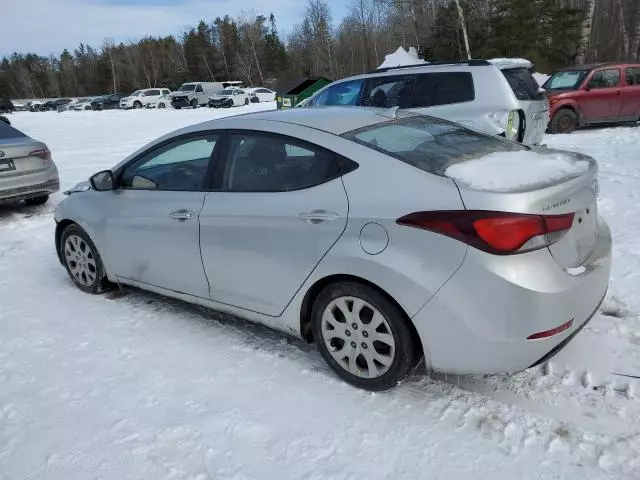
<box><xmin>0</xmin><ymin>121</ymin><xmax>59</xmax><ymax>205</ymax></box>
<box><xmin>54</xmin><ymin>107</ymin><xmax>611</xmax><ymax>391</ymax></box>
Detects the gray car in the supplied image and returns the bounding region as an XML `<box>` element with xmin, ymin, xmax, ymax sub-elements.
<box><xmin>54</xmin><ymin>107</ymin><xmax>611</xmax><ymax>391</ymax></box>
<box><xmin>0</xmin><ymin>121</ymin><xmax>59</xmax><ymax>205</ymax></box>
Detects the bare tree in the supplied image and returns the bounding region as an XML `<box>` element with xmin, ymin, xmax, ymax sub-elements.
<box><xmin>238</xmin><ymin>10</ymin><xmax>265</xmax><ymax>84</ymax></box>
<box><xmin>454</xmin><ymin>0</ymin><xmax>471</xmax><ymax>59</ymax></box>
<box><xmin>576</xmin><ymin>0</ymin><xmax>597</xmax><ymax>64</ymax></box>
<box><xmin>632</xmin><ymin>3</ymin><xmax>640</xmax><ymax>59</ymax></box>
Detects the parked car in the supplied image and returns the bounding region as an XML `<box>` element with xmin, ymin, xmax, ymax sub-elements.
<box><xmin>208</xmin><ymin>88</ymin><xmax>250</xmax><ymax>108</ymax></box>
<box><xmin>69</xmin><ymin>97</ymin><xmax>95</xmax><ymax>111</ymax></box>
<box><xmin>27</xmin><ymin>101</ymin><xmax>43</xmax><ymax>112</ymax></box>
<box><xmin>13</xmin><ymin>102</ymin><xmax>27</xmax><ymax>112</ymax></box>
<box><xmin>246</xmin><ymin>87</ymin><xmax>277</xmax><ymax>103</ymax></box>
<box><xmin>43</xmin><ymin>98</ymin><xmax>73</xmax><ymax>111</ymax></box>
<box><xmin>120</xmin><ymin>88</ymin><xmax>171</xmax><ymax>109</ymax></box>
<box><xmin>91</xmin><ymin>94</ymin><xmax>127</xmax><ymax>110</ymax></box>
<box><xmin>145</xmin><ymin>93</ymin><xmax>171</xmax><ymax>109</ymax></box>
<box><xmin>170</xmin><ymin>81</ymin><xmax>244</xmax><ymax>109</ymax></box>
<box><xmin>0</xmin><ymin>98</ymin><xmax>15</xmax><ymax>114</ymax></box>
<box><xmin>300</xmin><ymin>59</ymin><xmax>549</xmax><ymax>146</ymax></box>
<box><xmin>54</xmin><ymin>107</ymin><xmax>610</xmax><ymax>391</ymax></box>
<box><xmin>543</xmin><ymin>62</ymin><xmax>640</xmax><ymax>134</ymax></box>
<box><xmin>0</xmin><ymin>120</ymin><xmax>59</xmax><ymax>205</ymax></box>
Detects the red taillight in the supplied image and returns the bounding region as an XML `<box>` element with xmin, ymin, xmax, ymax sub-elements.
<box><xmin>29</xmin><ymin>148</ymin><xmax>51</xmax><ymax>161</ymax></box>
<box><xmin>396</xmin><ymin>211</ymin><xmax>575</xmax><ymax>255</ymax></box>
<box><xmin>527</xmin><ymin>319</ymin><xmax>573</xmax><ymax>340</ymax></box>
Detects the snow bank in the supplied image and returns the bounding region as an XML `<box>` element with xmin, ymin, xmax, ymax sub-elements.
<box><xmin>378</xmin><ymin>46</ymin><xmax>426</xmax><ymax>68</ymax></box>
<box><xmin>445</xmin><ymin>150</ymin><xmax>589</xmax><ymax>191</ymax></box>
<box><xmin>533</xmin><ymin>72</ymin><xmax>550</xmax><ymax>86</ymax></box>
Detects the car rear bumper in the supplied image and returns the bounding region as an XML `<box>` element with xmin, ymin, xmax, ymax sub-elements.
<box><xmin>411</xmin><ymin>215</ymin><xmax>612</xmax><ymax>375</ymax></box>
<box><xmin>0</xmin><ymin>165</ymin><xmax>60</xmax><ymax>203</ymax></box>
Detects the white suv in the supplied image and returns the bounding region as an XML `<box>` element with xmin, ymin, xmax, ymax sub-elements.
<box><xmin>301</xmin><ymin>60</ymin><xmax>549</xmax><ymax>146</ymax></box>
<box><xmin>120</xmin><ymin>88</ymin><xmax>171</xmax><ymax>109</ymax></box>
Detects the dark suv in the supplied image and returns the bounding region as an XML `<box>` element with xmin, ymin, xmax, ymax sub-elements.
<box><xmin>544</xmin><ymin>62</ymin><xmax>640</xmax><ymax>133</ymax></box>
<box><xmin>0</xmin><ymin>98</ymin><xmax>15</xmax><ymax>114</ymax></box>
<box><xmin>91</xmin><ymin>94</ymin><xmax>127</xmax><ymax>110</ymax></box>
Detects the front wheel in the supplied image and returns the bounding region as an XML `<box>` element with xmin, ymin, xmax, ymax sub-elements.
<box><xmin>25</xmin><ymin>195</ymin><xmax>49</xmax><ymax>206</ymax></box>
<box><xmin>244</xmin><ymin>98</ymin><xmax>249</xmax><ymax>106</ymax></box>
<box><xmin>133</xmin><ymin>101</ymin><xmax>142</xmax><ymax>109</ymax></box>
<box><xmin>191</xmin><ymin>99</ymin><xmax>198</xmax><ymax>109</ymax></box>
<box><xmin>158</xmin><ymin>102</ymin><xmax>166</xmax><ymax>108</ymax></box>
<box><xmin>549</xmin><ymin>108</ymin><xmax>578</xmax><ymax>134</ymax></box>
<box><xmin>61</xmin><ymin>224</ymin><xmax>111</xmax><ymax>294</ymax></box>
<box><xmin>311</xmin><ymin>282</ymin><xmax>418</xmax><ymax>391</ymax></box>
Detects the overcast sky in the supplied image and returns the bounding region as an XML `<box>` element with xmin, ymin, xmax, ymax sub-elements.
<box><xmin>3</xmin><ymin>0</ymin><xmax>349</xmax><ymax>57</ymax></box>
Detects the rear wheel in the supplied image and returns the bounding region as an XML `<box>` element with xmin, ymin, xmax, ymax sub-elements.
<box><xmin>61</xmin><ymin>224</ymin><xmax>111</xmax><ymax>294</ymax></box>
<box><xmin>549</xmin><ymin>108</ymin><xmax>578</xmax><ymax>134</ymax></box>
<box><xmin>25</xmin><ymin>195</ymin><xmax>49</xmax><ymax>206</ymax></box>
<box><xmin>311</xmin><ymin>282</ymin><xmax>418</xmax><ymax>391</ymax></box>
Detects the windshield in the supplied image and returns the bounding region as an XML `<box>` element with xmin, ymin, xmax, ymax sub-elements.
<box><xmin>543</xmin><ymin>70</ymin><xmax>588</xmax><ymax>90</ymax></box>
<box><xmin>220</xmin><ymin>89</ymin><xmax>234</xmax><ymax>95</ymax></box>
<box><xmin>178</xmin><ymin>84</ymin><xmax>196</xmax><ymax>92</ymax></box>
<box><xmin>0</xmin><ymin>122</ymin><xmax>27</xmax><ymax>140</ymax></box>
<box><xmin>341</xmin><ymin>115</ymin><xmax>524</xmax><ymax>176</ymax></box>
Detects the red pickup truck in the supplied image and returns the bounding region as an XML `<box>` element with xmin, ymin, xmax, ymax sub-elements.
<box><xmin>543</xmin><ymin>62</ymin><xmax>640</xmax><ymax>133</ymax></box>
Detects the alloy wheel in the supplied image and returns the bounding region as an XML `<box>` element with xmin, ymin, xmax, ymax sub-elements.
<box><xmin>64</xmin><ymin>234</ymin><xmax>98</xmax><ymax>287</ymax></box>
<box><xmin>320</xmin><ymin>296</ymin><xmax>396</xmax><ymax>379</ymax></box>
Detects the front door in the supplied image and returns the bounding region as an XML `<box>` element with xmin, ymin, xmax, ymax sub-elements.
<box><xmin>102</xmin><ymin>133</ymin><xmax>220</xmax><ymax>298</ymax></box>
<box><xmin>581</xmin><ymin>68</ymin><xmax>623</xmax><ymax>121</ymax></box>
<box><xmin>199</xmin><ymin>131</ymin><xmax>349</xmax><ymax>316</ymax></box>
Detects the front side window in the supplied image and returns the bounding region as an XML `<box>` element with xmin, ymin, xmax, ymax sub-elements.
<box><xmin>223</xmin><ymin>133</ymin><xmax>340</xmax><ymax>192</ymax></box>
<box><xmin>195</xmin><ymin>84</ymin><xmax>204</xmax><ymax>93</ymax></box>
<box><xmin>342</xmin><ymin>115</ymin><xmax>523</xmax><ymax>176</ymax></box>
<box><xmin>178</xmin><ymin>84</ymin><xmax>196</xmax><ymax>92</ymax></box>
<box><xmin>312</xmin><ymin>80</ymin><xmax>364</xmax><ymax>106</ymax></box>
<box><xmin>588</xmin><ymin>69</ymin><xmax>621</xmax><ymax>89</ymax></box>
<box><xmin>626</xmin><ymin>67</ymin><xmax>640</xmax><ymax>85</ymax></box>
<box><xmin>121</xmin><ymin>135</ymin><xmax>218</xmax><ymax>191</ymax></box>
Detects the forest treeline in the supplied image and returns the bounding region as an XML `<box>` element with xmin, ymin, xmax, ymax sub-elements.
<box><xmin>1</xmin><ymin>0</ymin><xmax>639</xmax><ymax>98</ymax></box>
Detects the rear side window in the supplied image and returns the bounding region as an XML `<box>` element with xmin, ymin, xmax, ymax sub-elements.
<box><xmin>362</xmin><ymin>72</ymin><xmax>474</xmax><ymax>108</ymax></box>
<box><xmin>501</xmin><ymin>68</ymin><xmax>544</xmax><ymax>100</ymax></box>
<box><xmin>342</xmin><ymin>115</ymin><xmax>523</xmax><ymax>176</ymax></box>
<box><xmin>626</xmin><ymin>67</ymin><xmax>640</xmax><ymax>85</ymax></box>
<box><xmin>0</xmin><ymin>123</ymin><xmax>26</xmax><ymax>139</ymax></box>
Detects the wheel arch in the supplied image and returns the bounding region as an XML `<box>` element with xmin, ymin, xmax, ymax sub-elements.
<box><xmin>55</xmin><ymin>219</ymin><xmax>76</xmax><ymax>264</ymax></box>
<box><xmin>299</xmin><ymin>273</ymin><xmax>424</xmax><ymax>360</ymax></box>
<box><xmin>552</xmin><ymin>102</ymin><xmax>582</xmax><ymax>125</ymax></box>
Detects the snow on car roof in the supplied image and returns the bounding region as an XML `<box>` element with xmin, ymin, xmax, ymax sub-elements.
<box><xmin>488</xmin><ymin>58</ymin><xmax>533</xmax><ymax>69</ymax></box>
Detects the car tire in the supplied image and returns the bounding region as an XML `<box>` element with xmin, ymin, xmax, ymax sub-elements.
<box><xmin>311</xmin><ymin>281</ymin><xmax>418</xmax><ymax>391</ymax></box>
<box><xmin>25</xmin><ymin>195</ymin><xmax>49</xmax><ymax>206</ymax></box>
<box><xmin>244</xmin><ymin>98</ymin><xmax>249</xmax><ymax>106</ymax></box>
<box><xmin>191</xmin><ymin>99</ymin><xmax>198</xmax><ymax>109</ymax></box>
<box><xmin>133</xmin><ymin>101</ymin><xmax>142</xmax><ymax>109</ymax></box>
<box><xmin>60</xmin><ymin>224</ymin><xmax>111</xmax><ymax>294</ymax></box>
<box><xmin>158</xmin><ymin>102</ymin><xmax>165</xmax><ymax>108</ymax></box>
<box><xmin>549</xmin><ymin>108</ymin><xmax>578</xmax><ymax>134</ymax></box>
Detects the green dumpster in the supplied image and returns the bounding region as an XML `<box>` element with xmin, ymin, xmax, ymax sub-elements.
<box><xmin>276</xmin><ymin>76</ymin><xmax>332</xmax><ymax>109</ymax></box>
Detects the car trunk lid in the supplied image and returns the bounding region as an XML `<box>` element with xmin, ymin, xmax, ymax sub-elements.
<box><xmin>446</xmin><ymin>148</ymin><xmax>600</xmax><ymax>268</ymax></box>
<box><xmin>0</xmin><ymin>139</ymin><xmax>50</xmax><ymax>178</ymax></box>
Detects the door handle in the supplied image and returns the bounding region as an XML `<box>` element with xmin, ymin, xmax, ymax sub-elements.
<box><xmin>168</xmin><ymin>209</ymin><xmax>194</xmax><ymax>221</ymax></box>
<box><xmin>298</xmin><ymin>210</ymin><xmax>340</xmax><ymax>224</ymax></box>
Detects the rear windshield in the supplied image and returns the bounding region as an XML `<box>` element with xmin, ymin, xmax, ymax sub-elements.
<box><xmin>0</xmin><ymin>122</ymin><xmax>26</xmax><ymax>140</ymax></box>
<box><xmin>341</xmin><ymin>115</ymin><xmax>524</xmax><ymax>176</ymax></box>
<box><xmin>501</xmin><ymin>67</ymin><xmax>544</xmax><ymax>100</ymax></box>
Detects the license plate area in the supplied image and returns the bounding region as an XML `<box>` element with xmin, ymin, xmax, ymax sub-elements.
<box><xmin>0</xmin><ymin>159</ymin><xmax>15</xmax><ymax>173</ymax></box>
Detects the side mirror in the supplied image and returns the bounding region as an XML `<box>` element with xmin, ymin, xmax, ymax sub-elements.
<box><xmin>90</xmin><ymin>170</ymin><xmax>114</xmax><ymax>191</ymax></box>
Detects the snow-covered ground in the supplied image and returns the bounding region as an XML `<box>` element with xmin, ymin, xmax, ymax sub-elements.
<box><xmin>1</xmin><ymin>107</ymin><xmax>640</xmax><ymax>479</ymax></box>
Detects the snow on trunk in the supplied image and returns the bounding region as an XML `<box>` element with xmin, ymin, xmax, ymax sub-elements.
<box><xmin>575</xmin><ymin>0</ymin><xmax>597</xmax><ymax>65</ymax></box>
<box><xmin>445</xmin><ymin>150</ymin><xmax>589</xmax><ymax>192</ymax></box>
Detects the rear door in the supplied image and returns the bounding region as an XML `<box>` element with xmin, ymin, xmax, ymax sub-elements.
<box><xmin>581</xmin><ymin>68</ymin><xmax>623</xmax><ymax>121</ymax></box>
<box><xmin>622</xmin><ymin>66</ymin><xmax>640</xmax><ymax>119</ymax></box>
<box><xmin>199</xmin><ymin>131</ymin><xmax>349</xmax><ymax>316</ymax></box>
